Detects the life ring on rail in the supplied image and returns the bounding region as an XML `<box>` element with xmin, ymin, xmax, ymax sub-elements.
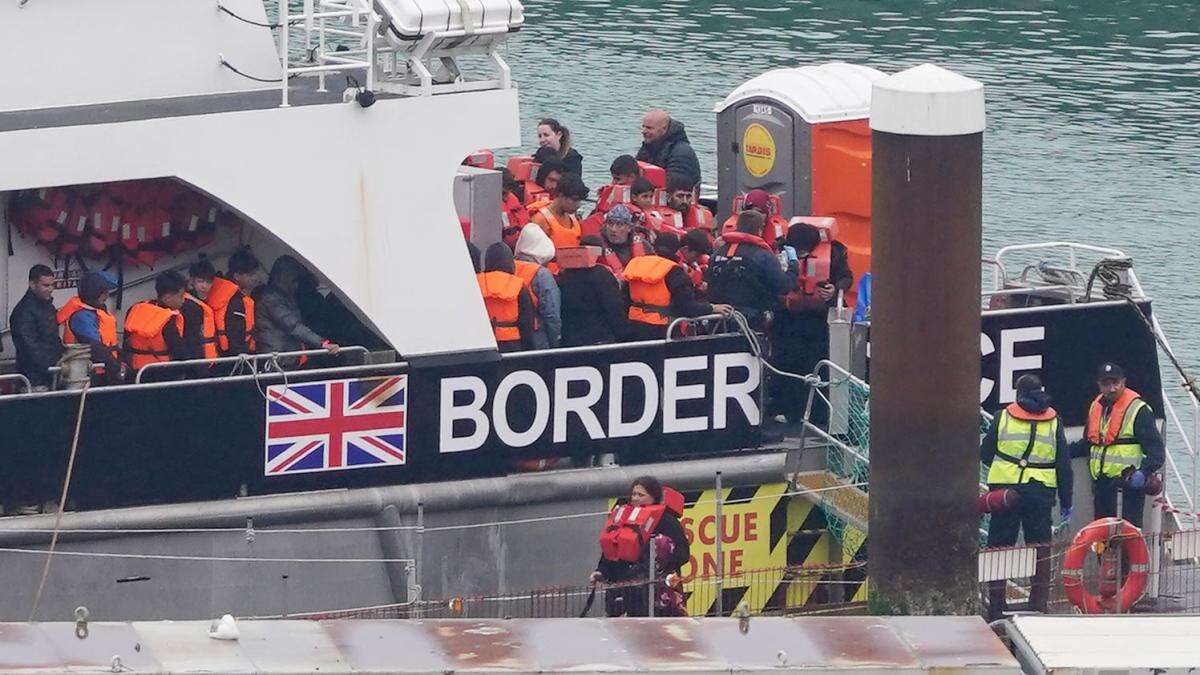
<box><xmin>1061</xmin><ymin>517</ymin><xmax>1149</xmax><ymax>614</ymax></box>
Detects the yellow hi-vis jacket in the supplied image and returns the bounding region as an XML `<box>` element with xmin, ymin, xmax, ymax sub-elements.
<box><xmin>986</xmin><ymin>403</ymin><xmax>1060</xmax><ymax>488</ymax></box>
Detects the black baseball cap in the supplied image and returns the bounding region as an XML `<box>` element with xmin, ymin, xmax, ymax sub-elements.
<box><xmin>1097</xmin><ymin>362</ymin><xmax>1125</xmax><ymax>381</ymax></box>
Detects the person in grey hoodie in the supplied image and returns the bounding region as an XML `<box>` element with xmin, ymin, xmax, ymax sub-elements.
<box><xmin>254</xmin><ymin>255</ymin><xmax>340</xmax><ymax>359</ymax></box>
<box><xmin>513</xmin><ymin>223</ymin><xmax>562</xmax><ymax>349</ymax></box>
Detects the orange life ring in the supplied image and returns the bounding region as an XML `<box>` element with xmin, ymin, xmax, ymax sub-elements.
<box><xmin>1061</xmin><ymin>517</ymin><xmax>1149</xmax><ymax>613</ymax></box>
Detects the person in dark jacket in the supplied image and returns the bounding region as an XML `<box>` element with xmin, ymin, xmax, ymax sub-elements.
<box><xmin>771</xmin><ymin>221</ymin><xmax>853</xmax><ymax>424</ymax></box>
<box><xmin>481</xmin><ymin>243</ymin><xmax>538</xmax><ymax>353</ymax></box>
<box><xmin>706</xmin><ymin>211</ymin><xmax>797</xmax><ymax>322</ymax></box>
<box><xmin>1069</xmin><ymin>363</ymin><xmax>1165</xmax><ymax>530</ymax></box>
<box><xmin>532</xmin><ymin>118</ymin><xmax>583</xmax><ymax>177</ymax></box>
<box><xmin>980</xmin><ymin>374</ymin><xmax>1072</xmax><ymax>620</ymax></box>
<box><xmin>215</xmin><ymin>248</ymin><xmax>261</xmax><ymax>357</ymax></box>
<box><xmin>559</xmin><ymin>237</ymin><xmax>628</xmax><ymax>347</ymax></box>
<box><xmin>254</xmin><ymin>256</ymin><xmax>340</xmax><ymax>361</ymax></box>
<box><xmin>623</xmin><ymin>233</ymin><xmax>731</xmax><ymax>341</ymax></box>
<box><xmin>10</xmin><ymin>264</ymin><xmax>63</xmax><ymax>390</ymax></box>
<box><xmin>590</xmin><ymin>475</ymin><xmax>690</xmax><ymax>617</ymax></box>
<box><xmin>637</xmin><ymin>109</ymin><xmax>701</xmax><ymax>188</ymax></box>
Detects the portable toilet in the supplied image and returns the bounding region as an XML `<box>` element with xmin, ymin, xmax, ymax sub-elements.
<box><xmin>714</xmin><ymin>63</ymin><xmax>885</xmax><ymax>294</ymax></box>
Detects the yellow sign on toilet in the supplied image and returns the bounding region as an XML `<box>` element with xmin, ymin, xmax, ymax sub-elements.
<box><xmin>742</xmin><ymin>123</ymin><xmax>776</xmax><ymax>178</ymax></box>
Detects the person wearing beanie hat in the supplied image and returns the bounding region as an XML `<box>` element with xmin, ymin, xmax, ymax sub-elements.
<box><xmin>720</xmin><ymin>188</ymin><xmax>789</xmax><ymax>249</ymax></box>
<box><xmin>478</xmin><ymin>242</ymin><xmax>537</xmax><ymax>352</ymax></box>
<box><xmin>513</xmin><ymin>224</ymin><xmax>562</xmax><ymax>349</ymax></box>
<box><xmin>980</xmin><ymin>373</ymin><xmax>1073</xmax><ymax>620</ymax></box>
<box><xmin>596</xmin><ymin>204</ymin><xmax>648</xmax><ymax>276</ymax></box>
<box><xmin>622</xmin><ymin>231</ymin><xmax>731</xmax><ymax>341</ymax></box>
<box><xmin>57</xmin><ymin>270</ymin><xmax>123</xmax><ymax>384</ymax></box>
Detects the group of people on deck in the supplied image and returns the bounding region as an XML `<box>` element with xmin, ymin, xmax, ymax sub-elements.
<box><xmin>475</xmin><ymin>109</ymin><xmax>858</xmax><ymax>424</ymax></box>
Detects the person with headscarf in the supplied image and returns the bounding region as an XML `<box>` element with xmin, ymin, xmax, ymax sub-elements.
<box><xmin>253</xmin><ymin>256</ymin><xmax>339</xmax><ymax>359</ymax></box>
<box><xmin>513</xmin><ymin>224</ymin><xmax>562</xmax><ymax>349</ymax></box>
<box><xmin>478</xmin><ymin>243</ymin><xmax>537</xmax><ymax>352</ymax></box>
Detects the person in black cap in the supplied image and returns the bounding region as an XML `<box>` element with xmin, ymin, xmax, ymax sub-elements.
<box><xmin>980</xmin><ymin>373</ymin><xmax>1072</xmax><ymax>620</ymax></box>
<box><xmin>1070</xmin><ymin>362</ymin><xmax>1165</xmax><ymax>529</ymax></box>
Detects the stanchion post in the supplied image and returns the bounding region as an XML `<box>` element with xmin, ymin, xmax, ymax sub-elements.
<box><xmin>648</xmin><ymin>542</ymin><xmax>656</xmax><ymax>618</ymax></box>
<box><xmin>715</xmin><ymin>471</ymin><xmax>724</xmax><ymax>616</ymax></box>
<box><xmin>415</xmin><ymin>502</ymin><xmax>425</xmax><ymax>618</ymax></box>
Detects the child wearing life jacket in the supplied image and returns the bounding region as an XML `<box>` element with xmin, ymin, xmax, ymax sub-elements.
<box><xmin>590</xmin><ymin>476</ymin><xmax>689</xmax><ymax>617</ymax></box>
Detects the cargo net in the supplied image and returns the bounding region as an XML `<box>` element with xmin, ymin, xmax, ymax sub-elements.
<box><xmin>799</xmin><ymin>363</ymin><xmax>994</xmax><ymax>556</ymax></box>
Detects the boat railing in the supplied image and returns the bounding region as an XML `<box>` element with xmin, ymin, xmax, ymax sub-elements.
<box><xmin>991</xmin><ymin>241</ymin><xmax>1141</xmax><ymax>297</ymax></box>
<box><xmin>133</xmin><ymin>345</ymin><xmax>371</xmax><ymax>384</ymax></box>
<box><xmin>665</xmin><ymin>314</ymin><xmax>730</xmax><ymax>341</ymax></box>
<box><xmin>0</xmin><ymin>373</ymin><xmax>31</xmax><ymax>394</ymax></box>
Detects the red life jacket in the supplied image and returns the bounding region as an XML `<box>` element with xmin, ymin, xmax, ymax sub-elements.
<box><xmin>597</xmin><ymin>488</ymin><xmax>684</xmax><ymax>564</ymax></box>
<box><xmin>598</xmin><ymin>237</ymin><xmax>647</xmax><ymax>277</ymax></box>
<box><xmin>719</xmin><ymin>231</ymin><xmax>773</xmax><ymax>254</ymax></box>
<box><xmin>685</xmin><ymin>204</ymin><xmax>716</xmax><ymax>231</ymax></box>
<box><xmin>722</xmin><ymin>213</ymin><xmax>786</xmax><ymax>249</ymax></box>
<box><xmin>678</xmin><ymin>253</ymin><xmax>708</xmax><ymax>292</ymax></box>
<box><xmin>594</xmin><ymin>183</ymin><xmax>633</xmax><ymax>214</ymax></box>
<box><xmin>501</xmin><ymin>192</ymin><xmax>530</xmax><ymax>246</ymax></box>
<box><xmin>638</xmin><ymin>162</ymin><xmax>667</xmax><ymax>189</ymax></box>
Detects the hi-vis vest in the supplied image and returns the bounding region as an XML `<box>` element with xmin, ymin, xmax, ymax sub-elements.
<box><xmin>1086</xmin><ymin>388</ymin><xmax>1148</xmax><ymax>479</ymax></box>
<box><xmin>207</xmin><ymin>276</ymin><xmax>256</xmax><ymax>354</ymax></box>
<box><xmin>624</xmin><ymin>255</ymin><xmax>676</xmax><ymax>326</ymax></box>
<box><xmin>124</xmin><ymin>301</ymin><xmax>179</xmax><ymax>371</ymax></box>
<box><xmin>987</xmin><ymin>403</ymin><xmax>1060</xmax><ymax>488</ymax></box>
<box><xmin>477</xmin><ymin>271</ymin><xmax>524</xmax><ymax>342</ymax></box>
<box><xmin>537</xmin><ymin>207</ymin><xmax>582</xmax><ymax>249</ymax></box>
<box><xmin>183</xmin><ymin>293</ymin><xmax>218</xmax><ymax>360</ymax></box>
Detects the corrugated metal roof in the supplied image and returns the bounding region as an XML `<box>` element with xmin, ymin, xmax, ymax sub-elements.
<box><xmin>0</xmin><ymin>616</ymin><xmax>1019</xmax><ymax>673</ymax></box>
<box><xmin>714</xmin><ymin>62</ymin><xmax>887</xmax><ymax>123</ymax></box>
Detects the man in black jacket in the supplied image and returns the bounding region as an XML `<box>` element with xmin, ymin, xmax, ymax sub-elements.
<box><xmin>559</xmin><ymin>237</ymin><xmax>628</xmax><ymax>347</ymax></box>
<box><xmin>706</xmin><ymin>211</ymin><xmax>797</xmax><ymax>323</ymax></box>
<box><xmin>623</xmin><ymin>233</ymin><xmax>732</xmax><ymax>341</ymax></box>
<box><xmin>10</xmin><ymin>264</ymin><xmax>63</xmax><ymax>391</ymax></box>
<box><xmin>637</xmin><ymin>109</ymin><xmax>701</xmax><ymax>188</ymax></box>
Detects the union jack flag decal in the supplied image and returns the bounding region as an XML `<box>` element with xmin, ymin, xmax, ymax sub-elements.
<box><xmin>264</xmin><ymin>376</ymin><xmax>407</xmax><ymax>476</ymax></box>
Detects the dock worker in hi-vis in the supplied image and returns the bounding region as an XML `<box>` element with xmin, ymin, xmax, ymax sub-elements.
<box><xmin>980</xmin><ymin>374</ymin><xmax>1073</xmax><ymax>620</ymax></box>
<box><xmin>1071</xmin><ymin>362</ymin><xmax>1165</xmax><ymax>530</ymax></box>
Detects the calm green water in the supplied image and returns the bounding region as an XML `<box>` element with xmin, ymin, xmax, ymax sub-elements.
<box><xmin>507</xmin><ymin>0</ymin><xmax>1199</xmax><ymax>373</ymax></box>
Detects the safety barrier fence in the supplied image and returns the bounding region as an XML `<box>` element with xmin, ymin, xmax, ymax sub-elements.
<box><xmin>271</xmin><ymin>561</ymin><xmax>868</xmax><ymax>621</ymax></box>
<box><xmin>978</xmin><ymin>525</ymin><xmax>1200</xmax><ymax>616</ymax></box>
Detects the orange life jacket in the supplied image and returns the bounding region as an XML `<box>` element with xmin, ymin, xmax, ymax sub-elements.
<box><xmin>599</xmin><ymin>503</ymin><xmax>666</xmax><ymax>563</ymax></box>
<box><xmin>1086</xmin><ymin>388</ymin><xmax>1142</xmax><ymax>446</ymax></box>
<box><xmin>124</xmin><ymin>301</ymin><xmax>179</xmax><ymax>372</ymax></box>
<box><xmin>678</xmin><ymin>253</ymin><xmax>708</xmax><ymax>292</ymax></box>
<box><xmin>57</xmin><ymin>297</ymin><xmax>119</xmax><ymax>364</ymax></box>
<box><xmin>597</xmin><ymin>238</ymin><xmax>647</xmax><ymax>278</ymax></box>
<box><xmin>207</xmin><ymin>276</ymin><xmax>257</xmax><ymax>354</ymax></box>
<box><xmin>182</xmin><ymin>293</ymin><xmax>218</xmax><ymax>360</ymax></box>
<box><xmin>477</xmin><ymin>271</ymin><xmax>524</xmax><ymax>343</ymax></box>
<box><xmin>537</xmin><ymin>207</ymin><xmax>582</xmax><ymax>249</ymax></box>
<box><xmin>625</xmin><ymin>255</ymin><xmax>677</xmax><ymax>326</ymax></box>
<box><xmin>512</xmin><ymin>260</ymin><xmax>544</xmax><ymax>331</ymax></box>
<box><xmin>1006</xmin><ymin>402</ymin><xmax>1058</xmax><ymax>422</ymax></box>
<box><xmin>502</xmin><ymin>192</ymin><xmax>531</xmax><ymax>246</ymax></box>
<box><xmin>722</xmin><ymin>212</ymin><xmax>786</xmax><ymax>249</ymax></box>
<box><xmin>719</xmin><ymin>231</ymin><xmax>774</xmax><ymax>254</ymax></box>
<box><xmin>594</xmin><ymin>183</ymin><xmax>633</xmax><ymax>214</ymax></box>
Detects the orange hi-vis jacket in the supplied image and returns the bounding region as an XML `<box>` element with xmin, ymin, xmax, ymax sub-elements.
<box><xmin>624</xmin><ymin>255</ymin><xmax>678</xmax><ymax>326</ymax></box>
<box><xmin>477</xmin><ymin>271</ymin><xmax>524</xmax><ymax>342</ymax></box>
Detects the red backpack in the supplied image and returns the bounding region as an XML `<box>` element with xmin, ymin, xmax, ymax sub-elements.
<box><xmin>598</xmin><ymin>487</ymin><xmax>685</xmax><ymax>563</ymax></box>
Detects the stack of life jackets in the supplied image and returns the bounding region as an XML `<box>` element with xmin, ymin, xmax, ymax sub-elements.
<box><xmin>624</xmin><ymin>255</ymin><xmax>679</xmax><ymax>327</ymax></box>
<box><xmin>477</xmin><ymin>270</ymin><xmax>525</xmax><ymax>343</ymax></box>
<box><xmin>206</xmin><ymin>276</ymin><xmax>256</xmax><ymax>355</ymax></box>
<box><xmin>56</xmin><ymin>296</ymin><xmax>120</xmax><ymax>368</ymax></box>
<box><xmin>598</xmin><ymin>487</ymin><xmax>686</xmax><ymax>564</ymax></box>
<box><xmin>721</xmin><ymin>192</ymin><xmax>788</xmax><ymax>249</ymax></box>
<box><xmin>506</xmin><ymin>156</ymin><xmax>547</xmax><ymax>208</ymax></box>
<box><xmin>783</xmin><ymin>217</ymin><xmax>839</xmax><ymax>313</ymax></box>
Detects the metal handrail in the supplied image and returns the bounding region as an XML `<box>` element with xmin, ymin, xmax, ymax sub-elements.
<box><xmin>134</xmin><ymin>346</ymin><xmax>370</xmax><ymax>383</ymax></box>
<box><xmin>991</xmin><ymin>241</ymin><xmax>1130</xmax><ymax>293</ymax></box>
<box><xmin>665</xmin><ymin>314</ymin><xmax>728</xmax><ymax>342</ymax></box>
<box><xmin>0</xmin><ymin>373</ymin><xmax>32</xmax><ymax>394</ymax></box>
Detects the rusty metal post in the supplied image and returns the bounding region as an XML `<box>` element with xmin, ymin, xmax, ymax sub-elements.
<box><xmin>714</xmin><ymin>471</ymin><xmax>724</xmax><ymax>616</ymax></box>
<box><xmin>868</xmin><ymin>64</ymin><xmax>985</xmax><ymax>615</ymax></box>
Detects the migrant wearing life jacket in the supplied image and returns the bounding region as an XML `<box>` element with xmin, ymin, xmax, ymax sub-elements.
<box><xmin>536</xmin><ymin>207</ymin><xmax>582</xmax><ymax>249</ymax></box>
<box><xmin>501</xmin><ymin>191</ymin><xmax>531</xmax><ymax>247</ymax></box>
<box><xmin>679</xmin><ymin>253</ymin><xmax>709</xmax><ymax>293</ymax></box>
<box><xmin>182</xmin><ymin>293</ymin><xmax>219</xmax><ymax>360</ymax></box>
<box><xmin>596</xmin><ymin>236</ymin><xmax>648</xmax><ymax>278</ymax></box>
<box><xmin>207</xmin><ymin>276</ymin><xmax>256</xmax><ymax>355</ymax></box>
<box><xmin>783</xmin><ymin>217</ymin><xmax>839</xmax><ymax>313</ymax></box>
<box><xmin>598</xmin><ymin>487</ymin><xmax>685</xmax><ymax>564</ymax></box>
<box><xmin>593</xmin><ymin>184</ymin><xmax>633</xmax><ymax>216</ymax></box>
<box><xmin>722</xmin><ymin>193</ymin><xmax>787</xmax><ymax>249</ymax></box>
<box><xmin>57</xmin><ymin>296</ymin><xmax>119</xmax><ymax>363</ymax></box>
<box><xmin>123</xmin><ymin>301</ymin><xmax>180</xmax><ymax>372</ymax></box>
<box><xmin>986</xmin><ymin>403</ymin><xmax>1061</xmax><ymax>487</ymax></box>
<box><xmin>1085</xmin><ymin>388</ymin><xmax>1149</xmax><ymax>479</ymax></box>
<box><xmin>477</xmin><ymin>271</ymin><xmax>524</xmax><ymax>343</ymax></box>
<box><xmin>625</xmin><ymin>255</ymin><xmax>678</xmax><ymax>326</ymax></box>
<box><xmin>507</xmin><ymin>156</ymin><xmax>546</xmax><ymax>208</ymax></box>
